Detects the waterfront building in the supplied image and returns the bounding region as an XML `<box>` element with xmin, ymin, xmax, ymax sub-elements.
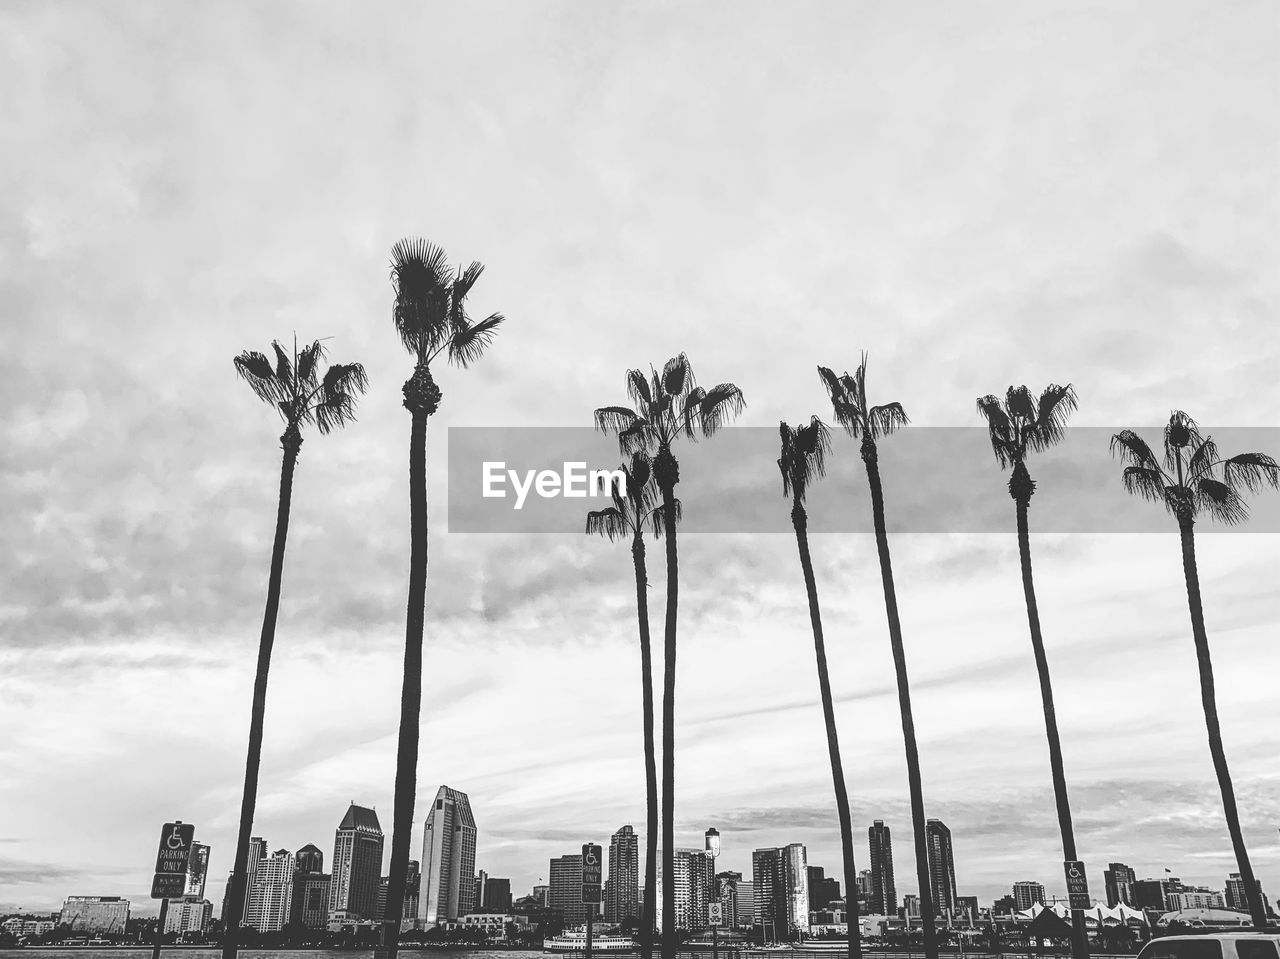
<box><xmin>329</xmin><ymin>803</ymin><xmax>384</xmax><ymax>921</ymax></box>
<box><xmin>807</xmin><ymin>865</ymin><xmax>841</xmax><ymax>910</ymax></box>
<box><xmin>291</xmin><ymin>872</ymin><xmax>331</xmax><ymax>929</ymax></box>
<box><xmin>419</xmin><ymin>785</ymin><xmax>477</xmax><ymax>925</ymax></box>
<box><xmin>606</xmin><ymin>825</ymin><xmax>640</xmax><ymax>923</ymax></box>
<box><xmin>752</xmin><ymin>844</ymin><xmax>809</xmax><ymax>940</ymax></box>
<box><xmin>925</xmin><ymin>819</ymin><xmax>957</xmax><ymax>917</ymax></box>
<box><xmin>549</xmin><ymin>853</ymin><xmax>586</xmax><ymax>926</ymax></box>
<box><xmin>243</xmin><ymin>837</ymin><xmax>267</xmax><ymax>916</ymax></box>
<box><xmin>377</xmin><ymin>860</ymin><xmax>421</xmax><ymax>923</ymax></box>
<box><xmin>60</xmin><ymin>897</ymin><xmax>130</xmax><ymax>934</ymax></box>
<box><xmin>246</xmin><ymin>848</ymin><xmax>294</xmax><ymax>932</ymax></box>
<box><xmin>868</xmin><ymin>821</ymin><xmax>896</xmax><ymax>915</ymax></box>
<box><xmin>1012</xmin><ymin>881</ymin><xmax>1045</xmax><ymax>911</ymax></box>
<box><xmin>163</xmin><ymin>897</ymin><xmax>213</xmax><ymax>937</ymax></box>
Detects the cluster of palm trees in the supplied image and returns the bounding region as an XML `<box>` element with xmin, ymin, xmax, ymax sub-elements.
<box><xmin>220</xmin><ymin>237</ymin><xmax>1277</xmax><ymax>959</ymax></box>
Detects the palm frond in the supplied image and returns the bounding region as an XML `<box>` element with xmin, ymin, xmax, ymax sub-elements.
<box><xmin>1185</xmin><ymin>435</ymin><xmax>1220</xmax><ymax>483</ymax></box>
<box><xmin>816</xmin><ymin>365</ymin><xmax>858</xmax><ymax>436</ymax></box>
<box><xmin>779</xmin><ymin>417</ymin><xmax>831</xmax><ymax>502</ymax></box>
<box><xmin>1221</xmin><ymin>451</ymin><xmax>1280</xmax><ymax>494</ymax></box>
<box><xmin>272</xmin><ymin>341</ymin><xmax>294</xmax><ymax>385</ymax></box>
<box><xmin>1120</xmin><ymin>466</ymin><xmax>1168</xmax><ymax>505</ymax></box>
<box><xmin>661</xmin><ymin>354</ymin><xmax>692</xmax><ymax>398</ymax></box>
<box><xmin>595</xmin><ymin>406</ymin><xmax>641</xmax><ymax>434</ymax></box>
<box><xmin>976</xmin><ymin>394</ymin><xmax>1015</xmax><ymax>467</ymax></box>
<box><xmin>1195</xmin><ymin>477</ymin><xmax>1249</xmax><ymax>526</ymax></box>
<box><xmin>1006</xmin><ymin>385</ymin><xmax>1037</xmax><ymax>425</ymax></box>
<box><xmin>697</xmin><ymin>383</ymin><xmax>746</xmax><ymax>436</ymax></box>
<box><xmin>296</xmin><ymin>340</ymin><xmax>324</xmax><ymax>386</ymax></box>
<box><xmin>233</xmin><ymin>351</ymin><xmax>284</xmax><ymax>405</ymax></box>
<box><xmin>626</xmin><ymin>369</ymin><xmax>652</xmax><ymax>408</ymax></box>
<box><xmin>650</xmin><ymin>498</ymin><xmax>682</xmax><ymax>538</ymax></box>
<box><xmin>1029</xmin><ymin>383</ymin><xmax>1077</xmax><ymax>450</ymax></box>
<box><xmin>585</xmin><ymin>506</ymin><xmax>630</xmax><ymax>542</ymax></box>
<box><xmin>314</xmin><ymin>362</ymin><xmax>369</xmax><ymax>434</ymax></box>
<box><xmin>390</xmin><ymin>237</ymin><xmax>453</xmax><ymax>356</ymax></box>
<box><xmin>448</xmin><ymin>312</ymin><xmax>504</xmax><ymax>367</ymax></box>
<box><xmin>1109</xmin><ymin>430</ymin><xmax>1163</xmax><ymax>472</ymax></box>
<box><xmin>868</xmin><ymin>401</ymin><xmax>909</xmax><ymax>438</ymax></box>
<box><xmin>680</xmin><ymin>387</ymin><xmax>707</xmax><ymax>440</ymax></box>
<box><xmin>453</xmin><ymin>261</ymin><xmax>486</xmax><ymax>302</ymax></box>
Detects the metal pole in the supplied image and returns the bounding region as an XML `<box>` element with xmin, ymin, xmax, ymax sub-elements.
<box><xmin>586</xmin><ymin>902</ymin><xmax>594</xmax><ymax>959</ymax></box>
<box><xmin>151</xmin><ymin>898</ymin><xmax>169</xmax><ymax>959</ymax></box>
<box><xmin>712</xmin><ymin>854</ymin><xmax>718</xmax><ymax>959</ymax></box>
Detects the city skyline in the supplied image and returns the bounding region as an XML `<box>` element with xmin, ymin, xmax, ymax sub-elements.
<box><xmin>3</xmin><ymin>0</ymin><xmax>1279</xmax><ymax>924</ymax></box>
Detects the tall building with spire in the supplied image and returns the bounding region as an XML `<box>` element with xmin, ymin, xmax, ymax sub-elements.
<box><xmin>606</xmin><ymin>826</ymin><xmax>639</xmax><ymax>923</ymax></box>
<box><xmin>925</xmin><ymin>819</ymin><xmax>957</xmax><ymax>917</ymax></box>
<box><xmin>419</xmin><ymin>786</ymin><xmax>477</xmax><ymax>926</ymax></box>
<box><xmin>329</xmin><ymin>804</ymin><xmax>384</xmax><ymax>923</ymax></box>
<box><xmin>868</xmin><ymin>821</ymin><xmax>896</xmax><ymax>915</ymax></box>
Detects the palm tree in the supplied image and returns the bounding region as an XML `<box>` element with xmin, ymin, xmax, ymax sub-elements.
<box><xmin>777</xmin><ymin>417</ymin><xmax>861</xmax><ymax>959</ymax></box>
<box><xmin>595</xmin><ymin>355</ymin><xmax>744</xmax><ymax>959</ymax></box>
<box><xmin>586</xmin><ymin>453</ymin><xmax>674</xmax><ymax>959</ymax></box>
<box><xmin>1111</xmin><ymin>412</ymin><xmax>1278</xmax><ymax>931</ymax></box>
<box><xmin>381</xmin><ymin>239</ymin><xmax>504</xmax><ymax>959</ymax></box>
<box><xmin>975</xmin><ymin>383</ymin><xmax>1088</xmax><ymax>959</ymax></box>
<box><xmin>818</xmin><ymin>357</ymin><xmax>936</xmax><ymax>959</ymax></box>
<box><xmin>223</xmin><ymin>339</ymin><xmax>367</xmax><ymax>959</ymax></box>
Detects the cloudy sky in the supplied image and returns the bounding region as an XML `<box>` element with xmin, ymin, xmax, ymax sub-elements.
<box><xmin>3</xmin><ymin>0</ymin><xmax>1279</xmax><ymax>918</ymax></box>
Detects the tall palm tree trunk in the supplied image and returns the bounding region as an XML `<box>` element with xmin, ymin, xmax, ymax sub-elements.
<box><xmin>658</xmin><ymin>482</ymin><xmax>679</xmax><ymax>959</ymax></box>
<box><xmin>791</xmin><ymin>503</ymin><xmax>861</xmax><ymax>959</ymax></box>
<box><xmin>382</xmin><ymin>406</ymin><xmax>430</xmax><ymax>959</ymax></box>
<box><xmin>632</xmin><ymin>535</ymin><xmax>660</xmax><ymax>959</ymax></box>
<box><xmin>222</xmin><ymin>428</ymin><xmax>300</xmax><ymax>959</ymax></box>
<box><xmin>1014</xmin><ymin>497</ymin><xmax>1088</xmax><ymax>959</ymax></box>
<box><xmin>862</xmin><ymin>447</ymin><xmax>937</xmax><ymax>959</ymax></box>
<box><xmin>1178</xmin><ymin>520</ymin><xmax>1268</xmax><ymax>930</ymax></box>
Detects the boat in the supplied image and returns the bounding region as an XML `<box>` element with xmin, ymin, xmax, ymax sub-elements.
<box><xmin>544</xmin><ymin>927</ymin><xmax>639</xmax><ymax>953</ymax></box>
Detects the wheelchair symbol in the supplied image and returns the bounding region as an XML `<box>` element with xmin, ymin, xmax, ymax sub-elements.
<box><xmin>585</xmin><ymin>850</ymin><xmax>599</xmax><ymax>866</ymax></box>
<box><xmin>167</xmin><ymin>825</ymin><xmax>187</xmax><ymax>850</ymax></box>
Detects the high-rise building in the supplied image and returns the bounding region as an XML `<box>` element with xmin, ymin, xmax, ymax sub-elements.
<box><xmin>243</xmin><ymin>837</ymin><xmax>268</xmax><ymax>917</ymax></box>
<box><xmin>903</xmin><ymin>894</ymin><xmax>920</xmax><ymax>919</ymax></box>
<box><xmin>925</xmin><ymin>820</ymin><xmax>957</xmax><ymax>917</ymax></box>
<box><xmin>1225</xmin><ymin>873</ymin><xmax>1269</xmax><ymax>915</ymax></box>
<box><xmin>378</xmin><ymin>861</ymin><xmax>422</xmax><ymax>923</ymax></box>
<box><xmin>1012</xmin><ymin>881</ymin><xmax>1045</xmax><ymax>911</ymax></box>
<box><xmin>60</xmin><ymin>897</ymin><xmax>130</xmax><ymax>934</ymax></box>
<box><xmin>806</xmin><ymin>866</ymin><xmax>841</xmax><ymax>910</ymax></box>
<box><xmin>419</xmin><ymin>786</ymin><xmax>478</xmax><ymax>925</ymax></box>
<box><xmin>1131</xmin><ymin>878</ymin><xmax>1172</xmax><ymax>912</ymax></box>
<box><xmin>329</xmin><ymin>803</ymin><xmax>384</xmax><ymax>923</ymax></box>
<box><xmin>685</xmin><ymin>848</ymin><xmax>714</xmax><ymax>930</ymax></box>
<box><xmin>1103</xmin><ymin>863</ymin><xmax>1136</xmax><ymax>907</ymax></box>
<box><xmin>479</xmin><ymin>876</ymin><xmax>512</xmax><ymax>913</ymax></box>
<box><xmin>735</xmin><ymin>880</ymin><xmax>757</xmax><ymax>927</ymax></box>
<box><xmin>185</xmin><ymin>843</ymin><xmax>210</xmax><ymax>899</ymax></box>
<box><xmin>868</xmin><ymin>821</ymin><xmax>896</xmax><ymax>915</ymax></box>
<box><xmin>855</xmin><ymin>869</ymin><xmax>873</xmax><ymax>902</ymax></box>
<box><xmin>652</xmin><ymin>848</ymin><xmax>692</xmax><ymax>931</ymax></box>
<box><xmin>291</xmin><ymin>872</ymin><xmax>331</xmax><ymax>929</ymax></box>
<box><xmin>753</xmin><ymin>845</ymin><xmax>809</xmax><ymax>939</ymax></box>
<box><xmin>246</xmin><ymin>848</ymin><xmax>294</xmax><ymax>932</ymax></box>
<box><xmin>163</xmin><ymin>897</ymin><xmax>213</xmax><ymax>937</ymax></box>
<box><xmin>296</xmin><ymin>844</ymin><xmax>324</xmax><ymax>875</ymax></box>
<box><xmin>549</xmin><ymin>854</ymin><xmax>586</xmax><ymax>926</ymax></box>
<box><xmin>606</xmin><ymin>825</ymin><xmax>640</xmax><ymax>923</ymax></box>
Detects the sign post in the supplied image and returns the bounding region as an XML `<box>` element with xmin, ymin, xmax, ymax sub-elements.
<box><xmin>1063</xmin><ymin>860</ymin><xmax>1090</xmax><ymax>910</ymax></box>
<box><xmin>582</xmin><ymin>844</ymin><xmax>602</xmax><ymax>959</ymax></box>
<box><xmin>151</xmin><ymin>822</ymin><xmax>195</xmax><ymax>959</ymax></box>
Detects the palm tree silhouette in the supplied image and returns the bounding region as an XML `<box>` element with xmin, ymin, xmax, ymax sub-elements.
<box><xmin>777</xmin><ymin>416</ymin><xmax>861</xmax><ymax>959</ymax></box>
<box><xmin>595</xmin><ymin>355</ymin><xmax>744</xmax><ymax>959</ymax></box>
<box><xmin>381</xmin><ymin>239</ymin><xmax>504</xmax><ymax>959</ymax></box>
<box><xmin>1111</xmin><ymin>411</ymin><xmax>1278</xmax><ymax>931</ymax></box>
<box><xmin>586</xmin><ymin>452</ymin><xmax>675</xmax><ymax>959</ymax></box>
<box><xmin>818</xmin><ymin>357</ymin><xmax>936</xmax><ymax>959</ymax></box>
<box><xmin>223</xmin><ymin>338</ymin><xmax>367</xmax><ymax>959</ymax></box>
<box><xmin>976</xmin><ymin>383</ymin><xmax>1088</xmax><ymax>959</ymax></box>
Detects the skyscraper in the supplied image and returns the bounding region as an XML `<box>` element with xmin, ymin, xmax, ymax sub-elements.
<box><xmin>1103</xmin><ymin>863</ymin><xmax>1135</xmax><ymax>907</ymax></box>
<box><xmin>868</xmin><ymin>820</ymin><xmax>896</xmax><ymax>915</ymax></box>
<box><xmin>1012</xmin><ymin>881</ymin><xmax>1045</xmax><ymax>911</ymax></box>
<box><xmin>419</xmin><ymin>786</ymin><xmax>478</xmax><ymax>926</ymax></box>
<box><xmin>925</xmin><ymin>819</ymin><xmax>957</xmax><ymax>917</ymax></box>
<box><xmin>329</xmin><ymin>803</ymin><xmax>384</xmax><ymax>922</ymax></box>
<box><xmin>242</xmin><ymin>837</ymin><xmax>267</xmax><ymax>918</ymax></box>
<box><xmin>606</xmin><ymin>825</ymin><xmax>640</xmax><ymax>923</ymax></box>
<box><xmin>296</xmin><ymin>844</ymin><xmax>324</xmax><ymax>875</ymax></box>
<box><xmin>1225</xmin><ymin>873</ymin><xmax>1269</xmax><ymax>915</ymax></box>
<box><xmin>247</xmin><ymin>849</ymin><xmax>294</xmax><ymax>932</ymax></box>
<box><xmin>549</xmin><ymin>853</ymin><xmax>586</xmax><ymax>926</ymax></box>
<box><xmin>752</xmin><ymin>845</ymin><xmax>809</xmax><ymax>939</ymax></box>
<box><xmin>806</xmin><ymin>866</ymin><xmax>840</xmax><ymax>910</ymax></box>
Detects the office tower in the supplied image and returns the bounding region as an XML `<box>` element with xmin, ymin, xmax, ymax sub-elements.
<box><xmin>1131</xmin><ymin>878</ymin><xmax>1171</xmax><ymax>911</ymax></box>
<box><xmin>60</xmin><ymin>897</ymin><xmax>130</xmax><ymax>934</ymax></box>
<box><xmin>1103</xmin><ymin>863</ymin><xmax>1135</xmax><ymax>907</ymax></box>
<box><xmin>685</xmin><ymin>848</ymin><xmax>714</xmax><ymax>930</ymax></box>
<box><xmin>243</xmin><ymin>837</ymin><xmax>268</xmax><ymax>916</ymax></box>
<box><xmin>549</xmin><ymin>854</ymin><xmax>587</xmax><ymax>926</ymax></box>
<box><xmin>296</xmin><ymin>844</ymin><xmax>324</xmax><ymax>875</ymax></box>
<box><xmin>1012</xmin><ymin>881</ymin><xmax>1045</xmax><ymax>911</ymax></box>
<box><xmin>651</xmin><ymin>848</ymin><xmax>693</xmax><ymax>931</ymax></box>
<box><xmin>291</xmin><ymin>871</ymin><xmax>331</xmax><ymax>929</ymax></box>
<box><xmin>752</xmin><ymin>844</ymin><xmax>809</xmax><ymax>939</ymax></box>
<box><xmin>163</xmin><ymin>898</ymin><xmax>213</xmax><ymax>937</ymax></box>
<box><xmin>185</xmin><ymin>843</ymin><xmax>210</xmax><ymax>899</ymax></box>
<box><xmin>246</xmin><ymin>848</ymin><xmax>294</xmax><ymax>932</ymax></box>
<box><xmin>378</xmin><ymin>861</ymin><xmax>422</xmax><ymax>922</ymax></box>
<box><xmin>1225</xmin><ymin>873</ymin><xmax>1269</xmax><ymax>915</ymax></box>
<box><xmin>856</xmin><ymin>869</ymin><xmax>872</xmax><ymax>901</ymax></box>
<box><xmin>329</xmin><ymin>803</ymin><xmax>384</xmax><ymax>921</ymax></box>
<box><xmin>419</xmin><ymin>786</ymin><xmax>478</xmax><ymax>925</ymax></box>
<box><xmin>533</xmin><ymin>884</ymin><xmax>550</xmax><ymax>908</ymax></box>
<box><xmin>807</xmin><ymin>865</ymin><xmax>841</xmax><ymax>910</ymax></box>
<box><xmin>925</xmin><ymin>819</ymin><xmax>957</xmax><ymax>916</ymax></box>
<box><xmin>481</xmin><ymin>877</ymin><xmax>512</xmax><ymax>913</ymax></box>
<box><xmin>735</xmin><ymin>880</ymin><xmax>756</xmax><ymax>927</ymax></box>
<box><xmin>716</xmin><ymin>872</ymin><xmax>742</xmax><ymax>930</ymax></box>
<box><xmin>868</xmin><ymin>820</ymin><xmax>896</xmax><ymax>915</ymax></box>
<box><xmin>606</xmin><ymin>825</ymin><xmax>640</xmax><ymax>923</ymax></box>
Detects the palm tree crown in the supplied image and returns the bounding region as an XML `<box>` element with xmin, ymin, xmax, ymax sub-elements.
<box><xmin>233</xmin><ymin>338</ymin><xmax>368</xmax><ymax>440</ymax></box>
<box><xmin>778</xmin><ymin>417</ymin><xmax>832</xmax><ymax>507</ymax></box>
<box><xmin>1111</xmin><ymin>411</ymin><xmax>1280</xmax><ymax>525</ymax></box>
<box><xmin>976</xmin><ymin>384</ymin><xmax>1077</xmax><ymax>501</ymax></box>
<box><xmin>594</xmin><ymin>353</ymin><xmax>745</xmax><ymax>485</ymax></box>
<box><xmin>586</xmin><ymin>453</ymin><xmax>679</xmax><ymax>541</ymax></box>
<box><xmin>818</xmin><ymin>355</ymin><xmax>909</xmax><ymax>448</ymax></box>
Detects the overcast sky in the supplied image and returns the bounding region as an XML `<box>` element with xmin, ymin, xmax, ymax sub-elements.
<box><xmin>2</xmin><ymin>0</ymin><xmax>1278</xmax><ymax>918</ymax></box>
